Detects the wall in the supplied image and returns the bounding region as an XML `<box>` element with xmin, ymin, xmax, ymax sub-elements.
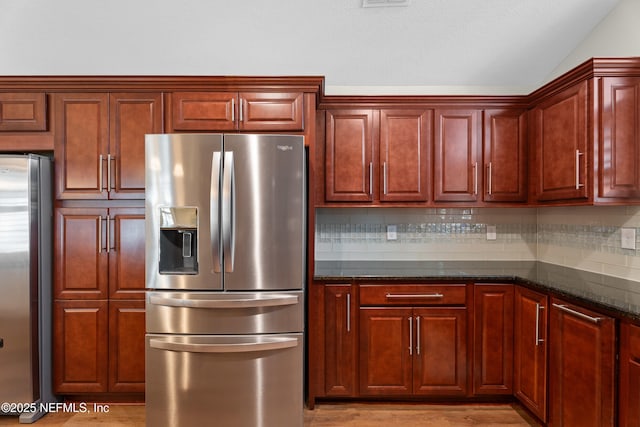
<box><xmin>315</xmin><ymin>206</ymin><xmax>640</xmax><ymax>283</ymax></box>
<box><xmin>544</xmin><ymin>0</ymin><xmax>640</xmax><ymax>83</ymax></box>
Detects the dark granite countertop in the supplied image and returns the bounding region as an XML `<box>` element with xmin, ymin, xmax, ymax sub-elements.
<box><xmin>314</xmin><ymin>260</ymin><xmax>640</xmax><ymax>321</ymax></box>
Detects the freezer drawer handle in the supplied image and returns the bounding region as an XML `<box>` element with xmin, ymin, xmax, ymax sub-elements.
<box><xmin>149</xmin><ymin>337</ymin><xmax>298</xmax><ymax>353</ymax></box>
<box><xmin>148</xmin><ymin>294</ymin><xmax>299</xmax><ymax>309</ymax></box>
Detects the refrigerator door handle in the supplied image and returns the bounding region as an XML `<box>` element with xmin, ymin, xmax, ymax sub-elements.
<box><xmin>148</xmin><ymin>293</ymin><xmax>299</xmax><ymax>309</ymax></box>
<box><xmin>211</xmin><ymin>152</ymin><xmax>222</xmax><ymax>272</ymax></box>
<box><xmin>149</xmin><ymin>337</ymin><xmax>299</xmax><ymax>354</ymax></box>
<box><xmin>222</xmin><ymin>151</ymin><xmax>236</xmax><ymax>272</ymax></box>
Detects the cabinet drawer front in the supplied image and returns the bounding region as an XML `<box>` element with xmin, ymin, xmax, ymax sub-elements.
<box><xmin>0</xmin><ymin>92</ymin><xmax>47</xmax><ymax>131</ymax></box>
<box><xmin>360</xmin><ymin>284</ymin><xmax>466</xmax><ymax>306</ymax></box>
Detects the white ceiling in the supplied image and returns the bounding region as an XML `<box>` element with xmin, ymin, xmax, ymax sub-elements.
<box><xmin>0</xmin><ymin>0</ymin><xmax>622</xmax><ymax>93</ymax></box>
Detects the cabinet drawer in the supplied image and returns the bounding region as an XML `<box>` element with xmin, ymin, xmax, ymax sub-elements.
<box><xmin>360</xmin><ymin>284</ymin><xmax>466</xmax><ymax>306</ymax></box>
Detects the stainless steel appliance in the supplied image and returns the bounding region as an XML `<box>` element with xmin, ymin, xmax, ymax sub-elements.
<box><xmin>145</xmin><ymin>134</ymin><xmax>306</xmax><ymax>427</ymax></box>
<box><xmin>0</xmin><ymin>154</ymin><xmax>57</xmax><ymax>423</ymax></box>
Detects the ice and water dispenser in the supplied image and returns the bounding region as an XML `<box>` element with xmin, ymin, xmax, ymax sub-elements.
<box><xmin>158</xmin><ymin>207</ymin><xmax>198</xmax><ymax>274</ymax></box>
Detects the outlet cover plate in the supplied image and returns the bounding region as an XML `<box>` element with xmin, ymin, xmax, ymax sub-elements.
<box><xmin>621</xmin><ymin>228</ymin><xmax>637</xmax><ymax>250</ymax></box>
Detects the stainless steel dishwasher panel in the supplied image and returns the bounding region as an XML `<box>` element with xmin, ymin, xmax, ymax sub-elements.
<box><xmin>145</xmin><ymin>333</ymin><xmax>303</xmax><ymax>427</ymax></box>
<box><xmin>146</xmin><ymin>290</ymin><xmax>304</xmax><ymax>335</ymax></box>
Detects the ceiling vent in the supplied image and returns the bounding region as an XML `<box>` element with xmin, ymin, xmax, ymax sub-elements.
<box><xmin>362</xmin><ymin>0</ymin><xmax>410</xmax><ymax>7</ymax></box>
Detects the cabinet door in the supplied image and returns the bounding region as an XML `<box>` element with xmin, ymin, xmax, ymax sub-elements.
<box><xmin>433</xmin><ymin>109</ymin><xmax>481</xmax><ymax>202</ymax></box>
<box><xmin>54</xmin><ymin>93</ymin><xmax>109</xmax><ymax>200</ymax></box>
<box><xmin>413</xmin><ymin>307</ymin><xmax>467</xmax><ymax>396</ymax></box>
<box><xmin>619</xmin><ymin>322</ymin><xmax>640</xmax><ymax>427</ymax></box>
<box><xmin>0</xmin><ymin>92</ymin><xmax>47</xmax><ymax>131</ymax></box>
<box><xmin>473</xmin><ymin>284</ymin><xmax>513</xmax><ymax>395</ymax></box>
<box><xmin>53</xmin><ymin>300</ymin><xmax>109</xmax><ymax>393</ymax></box>
<box><xmin>108</xmin><ymin>208</ymin><xmax>146</xmax><ymax>299</ymax></box>
<box><xmin>549</xmin><ymin>298</ymin><xmax>615</xmax><ymax>427</ymax></box>
<box><xmin>239</xmin><ymin>92</ymin><xmax>304</xmax><ymax>131</ymax></box>
<box><xmin>54</xmin><ymin>208</ymin><xmax>109</xmax><ymax>299</ymax></box>
<box><xmin>109</xmin><ymin>300</ymin><xmax>145</xmax><ymax>392</ymax></box>
<box><xmin>598</xmin><ymin>77</ymin><xmax>640</xmax><ymax>199</ymax></box>
<box><xmin>513</xmin><ymin>287</ymin><xmax>548</xmax><ymax>423</ymax></box>
<box><xmin>325</xmin><ymin>110</ymin><xmax>375</xmax><ymax>202</ymax></box>
<box><xmin>483</xmin><ymin>109</ymin><xmax>527</xmax><ymax>202</ymax></box>
<box><xmin>324</xmin><ymin>285</ymin><xmax>357</xmax><ymax>396</ymax></box>
<box><xmin>109</xmin><ymin>93</ymin><xmax>163</xmax><ymax>199</ymax></box>
<box><xmin>379</xmin><ymin>109</ymin><xmax>431</xmax><ymax>202</ymax></box>
<box><xmin>359</xmin><ymin>307</ymin><xmax>412</xmax><ymax>395</ymax></box>
<box><xmin>169</xmin><ymin>92</ymin><xmax>237</xmax><ymax>131</ymax></box>
<box><xmin>534</xmin><ymin>82</ymin><xmax>589</xmax><ymax>202</ymax></box>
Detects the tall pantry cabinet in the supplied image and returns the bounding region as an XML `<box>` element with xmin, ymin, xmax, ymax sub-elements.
<box><xmin>52</xmin><ymin>92</ymin><xmax>160</xmax><ymax>394</ymax></box>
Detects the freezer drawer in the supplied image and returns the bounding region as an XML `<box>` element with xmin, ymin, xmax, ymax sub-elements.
<box><xmin>146</xmin><ymin>290</ymin><xmax>304</xmax><ymax>334</ymax></box>
<box><xmin>146</xmin><ymin>333</ymin><xmax>303</xmax><ymax>427</ymax></box>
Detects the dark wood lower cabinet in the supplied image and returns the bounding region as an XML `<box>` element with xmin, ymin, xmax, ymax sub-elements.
<box><xmin>323</xmin><ymin>285</ymin><xmax>357</xmax><ymax>396</ymax></box>
<box><xmin>619</xmin><ymin>322</ymin><xmax>640</xmax><ymax>427</ymax></box>
<box><xmin>359</xmin><ymin>306</ymin><xmax>467</xmax><ymax>396</ymax></box>
<box><xmin>549</xmin><ymin>298</ymin><xmax>615</xmax><ymax>427</ymax></box>
<box><xmin>473</xmin><ymin>284</ymin><xmax>513</xmax><ymax>395</ymax></box>
<box><xmin>53</xmin><ymin>299</ymin><xmax>145</xmax><ymax>394</ymax></box>
<box><xmin>513</xmin><ymin>286</ymin><xmax>548</xmax><ymax>423</ymax></box>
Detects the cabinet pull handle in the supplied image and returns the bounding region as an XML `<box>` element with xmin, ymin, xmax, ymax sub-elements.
<box><xmin>107</xmin><ymin>154</ymin><xmax>113</xmax><ymax>191</ymax></box>
<box><xmin>239</xmin><ymin>97</ymin><xmax>244</xmax><ymax>122</ymax></box>
<box><xmin>98</xmin><ymin>154</ymin><xmax>104</xmax><ymax>193</ymax></box>
<box><xmin>487</xmin><ymin>162</ymin><xmax>492</xmax><ymax>195</ymax></box>
<box><xmin>416</xmin><ymin>316</ymin><xmax>421</xmax><ymax>355</ymax></box>
<box><xmin>98</xmin><ymin>215</ymin><xmax>103</xmax><ymax>253</ymax></box>
<box><xmin>473</xmin><ymin>162</ymin><xmax>478</xmax><ymax>195</ymax></box>
<box><xmin>386</xmin><ymin>293</ymin><xmax>444</xmax><ymax>299</ymax></box>
<box><xmin>106</xmin><ymin>215</ymin><xmax>111</xmax><ymax>253</ymax></box>
<box><xmin>368</xmin><ymin>162</ymin><xmax>373</xmax><ymax>196</ymax></box>
<box><xmin>408</xmin><ymin>317</ymin><xmax>413</xmax><ymax>356</ymax></box>
<box><xmin>535</xmin><ymin>303</ymin><xmax>545</xmax><ymax>346</ymax></box>
<box><xmin>383</xmin><ymin>162</ymin><xmax>388</xmax><ymax>195</ymax></box>
<box><xmin>552</xmin><ymin>303</ymin><xmax>601</xmax><ymax>324</ymax></box>
<box><xmin>575</xmin><ymin>150</ymin><xmax>584</xmax><ymax>189</ymax></box>
<box><xmin>231</xmin><ymin>98</ymin><xmax>235</xmax><ymax>122</ymax></box>
<box><xmin>346</xmin><ymin>293</ymin><xmax>351</xmax><ymax>332</ymax></box>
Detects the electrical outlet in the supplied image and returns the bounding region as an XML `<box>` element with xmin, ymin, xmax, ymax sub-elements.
<box><xmin>621</xmin><ymin>228</ymin><xmax>637</xmax><ymax>250</ymax></box>
<box><xmin>386</xmin><ymin>224</ymin><xmax>398</xmax><ymax>241</ymax></box>
<box><xmin>486</xmin><ymin>225</ymin><xmax>497</xmax><ymax>241</ymax></box>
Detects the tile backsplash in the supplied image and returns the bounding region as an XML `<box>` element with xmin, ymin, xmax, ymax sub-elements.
<box><xmin>315</xmin><ymin>206</ymin><xmax>640</xmax><ymax>282</ymax></box>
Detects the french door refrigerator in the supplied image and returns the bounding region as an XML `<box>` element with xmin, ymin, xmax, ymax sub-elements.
<box><xmin>145</xmin><ymin>133</ymin><xmax>306</xmax><ymax>427</ymax></box>
<box><xmin>0</xmin><ymin>154</ymin><xmax>56</xmax><ymax>423</ymax></box>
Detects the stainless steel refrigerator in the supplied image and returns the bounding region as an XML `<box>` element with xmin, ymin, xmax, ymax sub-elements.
<box><xmin>0</xmin><ymin>154</ymin><xmax>57</xmax><ymax>423</ymax></box>
<box><xmin>145</xmin><ymin>134</ymin><xmax>306</xmax><ymax>427</ymax></box>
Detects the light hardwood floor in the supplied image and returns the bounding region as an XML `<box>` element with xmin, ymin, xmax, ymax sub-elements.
<box><xmin>0</xmin><ymin>402</ymin><xmax>540</xmax><ymax>426</ymax></box>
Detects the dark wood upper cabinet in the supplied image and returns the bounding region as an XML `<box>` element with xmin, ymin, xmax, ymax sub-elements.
<box><xmin>433</xmin><ymin>109</ymin><xmax>482</xmax><ymax>202</ymax></box>
<box><xmin>168</xmin><ymin>91</ymin><xmax>304</xmax><ymax>132</ymax></box>
<box><xmin>483</xmin><ymin>109</ymin><xmax>527</xmax><ymax>202</ymax></box>
<box><xmin>597</xmin><ymin>76</ymin><xmax>640</xmax><ymax>200</ymax></box>
<box><xmin>379</xmin><ymin>110</ymin><xmax>431</xmax><ymax>202</ymax></box>
<box><xmin>324</xmin><ymin>109</ymin><xmax>375</xmax><ymax>202</ymax></box>
<box><xmin>533</xmin><ymin>82</ymin><xmax>589</xmax><ymax>202</ymax></box>
<box><xmin>0</xmin><ymin>92</ymin><xmax>47</xmax><ymax>131</ymax></box>
<box><xmin>54</xmin><ymin>92</ymin><xmax>162</xmax><ymax>200</ymax></box>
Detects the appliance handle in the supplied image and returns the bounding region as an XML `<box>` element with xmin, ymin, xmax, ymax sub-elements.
<box><xmin>148</xmin><ymin>293</ymin><xmax>299</xmax><ymax>309</ymax></box>
<box><xmin>222</xmin><ymin>151</ymin><xmax>236</xmax><ymax>272</ymax></box>
<box><xmin>211</xmin><ymin>152</ymin><xmax>222</xmax><ymax>272</ymax></box>
<box><xmin>149</xmin><ymin>337</ymin><xmax>298</xmax><ymax>354</ymax></box>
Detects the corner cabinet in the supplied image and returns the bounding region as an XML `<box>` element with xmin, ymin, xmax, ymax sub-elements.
<box><xmin>549</xmin><ymin>298</ymin><xmax>615</xmax><ymax>427</ymax></box>
<box><xmin>324</xmin><ymin>109</ymin><xmax>431</xmax><ymax>204</ymax></box>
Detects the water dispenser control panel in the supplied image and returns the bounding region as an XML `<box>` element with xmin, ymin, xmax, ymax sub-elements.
<box><xmin>158</xmin><ymin>207</ymin><xmax>198</xmax><ymax>275</ymax></box>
